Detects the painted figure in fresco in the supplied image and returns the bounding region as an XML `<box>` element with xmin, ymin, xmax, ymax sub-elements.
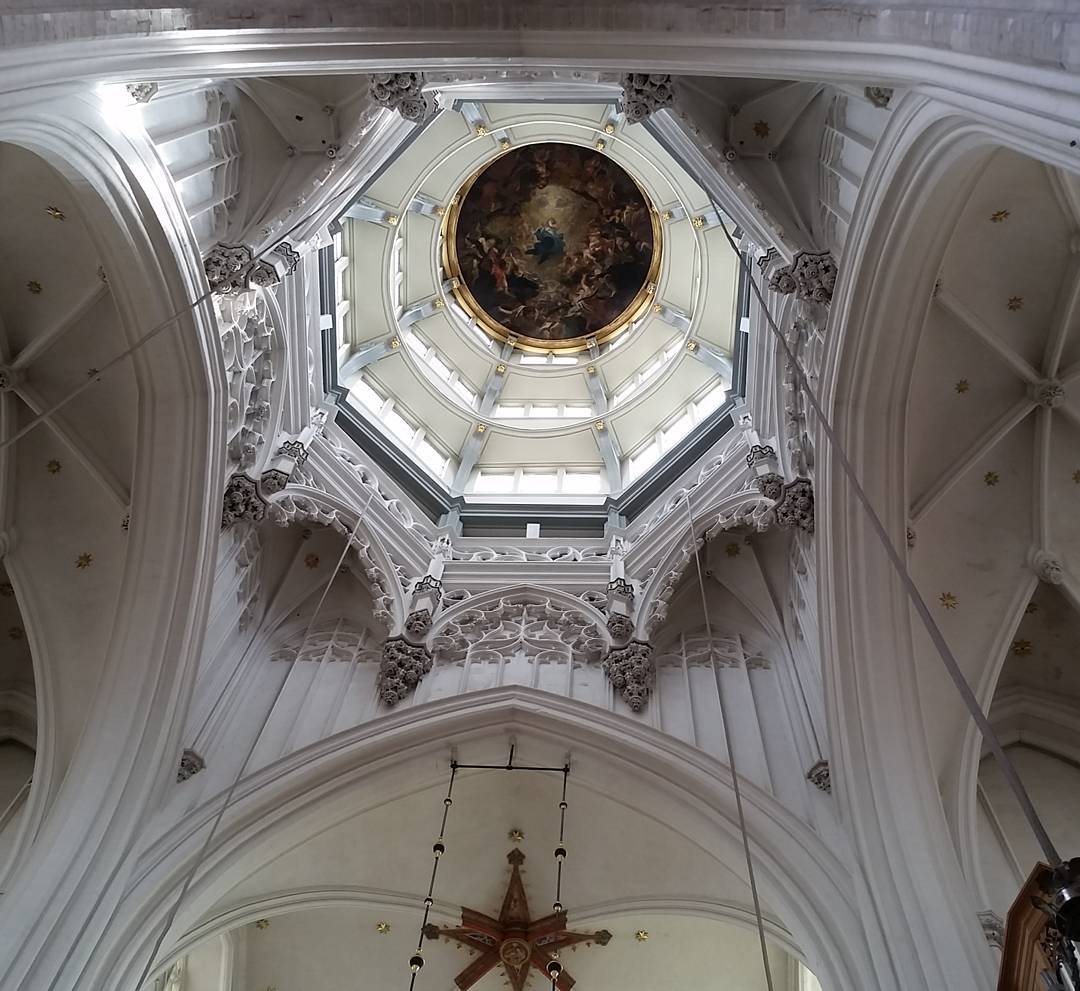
<box><xmin>453</xmin><ymin>142</ymin><xmax>654</xmax><ymax>342</ymax></box>
<box><xmin>526</xmin><ymin>219</ymin><xmax>566</xmax><ymax>264</ymax></box>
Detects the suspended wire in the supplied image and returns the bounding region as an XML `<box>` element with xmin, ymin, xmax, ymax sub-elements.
<box><xmin>553</xmin><ymin>765</ymin><xmax>569</xmax><ymax>914</ymax></box>
<box><xmin>682</xmin><ymin>495</ymin><xmax>775</xmax><ymax>991</ymax></box>
<box><xmin>407</xmin><ymin>762</ymin><xmax>458</xmax><ymax>991</ymax></box>
<box><xmin>132</xmin><ymin>510</ymin><xmax>369</xmax><ymax>991</ymax></box>
<box><xmin>714</xmin><ymin>220</ymin><xmax>1061</xmax><ymax>866</ymax></box>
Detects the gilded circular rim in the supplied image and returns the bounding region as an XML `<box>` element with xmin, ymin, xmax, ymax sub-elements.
<box><xmin>440</xmin><ymin>142</ymin><xmax>663</xmax><ymax>355</ymax></box>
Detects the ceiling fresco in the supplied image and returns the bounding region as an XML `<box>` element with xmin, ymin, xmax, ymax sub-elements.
<box><xmin>446</xmin><ymin>142</ymin><xmax>660</xmax><ymax>351</ymax></box>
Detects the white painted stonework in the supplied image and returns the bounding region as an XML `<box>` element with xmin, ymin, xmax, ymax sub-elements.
<box><xmin>0</xmin><ymin>10</ymin><xmax>1078</xmax><ymax>991</ymax></box>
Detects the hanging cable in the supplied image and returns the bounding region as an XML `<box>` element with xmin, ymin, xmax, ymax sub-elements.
<box><xmin>683</xmin><ymin>496</ymin><xmax>775</xmax><ymax>991</ymax></box>
<box><xmin>131</xmin><ymin>509</ymin><xmax>368</xmax><ymax>991</ymax></box>
<box><xmin>715</xmin><ymin>220</ymin><xmax>1061</xmax><ymax>866</ymax></box>
<box><xmin>552</xmin><ymin>763</ymin><xmax>569</xmax><ymax>915</ymax></box>
<box><xmin>408</xmin><ymin>762</ymin><xmax>458</xmax><ymax>991</ymax></box>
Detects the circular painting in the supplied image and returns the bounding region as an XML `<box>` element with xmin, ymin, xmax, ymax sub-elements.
<box><xmin>445</xmin><ymin>142</ymin><xmax>659</xmax><ymax>350</ymax></box>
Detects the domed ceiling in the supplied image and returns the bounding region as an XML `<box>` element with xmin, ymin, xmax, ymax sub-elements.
<box><xmin>325</xmin><ymin>101</ymin><xmax>743</xmax><ymax>506</ymax></box>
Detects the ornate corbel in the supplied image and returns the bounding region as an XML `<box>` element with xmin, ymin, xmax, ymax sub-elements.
<box><xmin>621</xmin><ymin>73</ymin><xmax>675</xmax><ymax>123</ymax></box>
<box><xmin>773</xmin><ymin>477</ymin><xmax>815</xmax><ymax>533</ymax></box>
<box><xmin>767</xmin><ymin>249</ymin><xmax>837</xmax><ymax>305</ymax></box>
<box><xmin>369</xmin><ymin>72</ymin><xmax>432</xmax><ymax>122</ymax></box>
<box><xmin>378</xmin><ymin>636</ymin><xmax>433</xmax><ymax>706</ymax></box>
<box><xmin>806</xmin><ymin>759</ymin><xmax>831</xmax><ymax>793</ymax></box>
<box><xmin>602</xmin><ymin>640</ymin><xmax>655</xmax><ymax>712</ymax></box>
<box><xmin>204</xmin><ymin>242</ymin><xmax>297</xmax><ymax>294</ymax></box>
<box><xmin>222</xmin><ymin>473</ymin><xmax>267</xmax><ymax>529</ymax></box>
<box><xmin>176</xmin><ymin>748</ymin><xmax>205</xmax><ymax>782</ymax></box>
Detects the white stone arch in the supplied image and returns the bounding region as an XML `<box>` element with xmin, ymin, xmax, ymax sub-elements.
<box><xmin>815</xmin><ymin>92</ymin><xmax>1077</xmax><ymax>990</ymax></box>
<box><xmin>265</xmin><ymin>485</ymin><xmax>408</xmax><ymax>631</ymax></box>
<box><xmin>0</xmin><ymin>99</ymin><xmax>224</xmax><ymax>991</ymax></box>
<box><xmin>89</xmin><ymin>689</ymin><xmax>875</xmax><ymax>991</ymax></box>
<box><xmin>635</xmin><ymin>490</ymin><xmax>773</xmax><ymax>639</ymax></box>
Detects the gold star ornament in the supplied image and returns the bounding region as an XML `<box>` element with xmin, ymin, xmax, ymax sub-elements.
<box><xmin>939</xmin><ymin>592</ymin><xmax>958</xmax><ymax>610</ymax></box>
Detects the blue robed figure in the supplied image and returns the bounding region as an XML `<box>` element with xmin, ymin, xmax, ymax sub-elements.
<box><xmin>526</xmin><ymin>219</ymin><xmax>565</xmax><ymax>264</ymax></box>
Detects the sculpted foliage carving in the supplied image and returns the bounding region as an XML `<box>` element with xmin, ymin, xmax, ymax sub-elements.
<box><xmin>602</xmin><ymin>641</ymin><xmax>654</xmax><ymax>711</ymax></box>
<box><xmin>379</xmin><ymin>636</ymin><xmax>433</xmax><ymax>705</ymax></box>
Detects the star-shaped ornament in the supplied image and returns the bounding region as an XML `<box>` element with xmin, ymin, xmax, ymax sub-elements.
<box><xmin>423</xmin><ymin>850</ymin><xmax>611</xmax><ymax>991</ymax></box>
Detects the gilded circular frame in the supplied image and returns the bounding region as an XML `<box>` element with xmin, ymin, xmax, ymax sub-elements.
<box><xmin>441</xmin><ymin>142</ymin><xmax>663</xmax><ymax>354</ymax></box>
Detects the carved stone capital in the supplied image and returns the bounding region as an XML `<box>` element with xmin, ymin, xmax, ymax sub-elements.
<box><xmin>621</xmin><ymin>73</ymin><xmax>675</xmax><ymax>124</ymax></box>
<box><xmin>774</xmin><ymin>478</ymin><xmax>815</xmax><ymax>533</ymax></box>
<box><xmin>259</xmin><ymin>468</ymin><xmax>292</xmax><ymax>496</ymax></box>
<box><xmin>204</xmin><ymin>243</ymin><xmax>255</xmax><ymax>295</ymax></box>
<box><xmin>369</xmin><ymin>72</ymin><xmax>432</xmax><ymax>122</ymax></box>
<box><xmin>753</xmin><ymin>471</ymin><xmax>785</xmax><ymax>501</ymax></box>
<box><xmin>1032</xmin><ymin>550</ymin><xmax>1065</xmax><ymax>585</ymax></box>
<box><xmin>379</xmin><ymin>636</ymin><xmax>433</xmax><ymax>706</ymax></box>
<box><xmin>864</xmin><ymin>86</ymin><xmax>894</xmax><ymax>109</ymax></box>
<box><xmin>403</xmin><ymin>607</ymin><xmax>433</xmax><ymax>641</ymax></box>
<box><xmin>602</xmin><ymin>640</ymin><xmax>655</xmax><ymax>712</ymax></box>
<box><xmin>768</xmin><ymin>250</ymin><xmax>837</xmax><ymax>305</ymax></box>
<box><xmin>978</xmin><ymin>910</ymin><xmax>1004</xmax><ymax>950</ymax></box>
<box><xmin>127</xmin><ymin>81</ymin><xmax>158</xmax><ymax>104</ymax></box>
<box><xmin>606</xmin><ymin>612</ymin><xmax>635</xmax><ymax>643</ymax></box>
<box><xmin>176</xmin><ymin>748</ymin><xmax>204</xmax><ymax>782</ymax></box>
<box><xmin>806</xmin><ymin>759</ymin><xmax>831</xmax><ymax>793</ymax></box>
<box><xmin>222</xmin><ymin>474</ymin><xmax>266</xmax><ymax>529</ymax></box>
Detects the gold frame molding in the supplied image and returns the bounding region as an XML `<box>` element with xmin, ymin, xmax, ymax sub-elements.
<box><xmin>440</xmin><ymin>142</ymin><xmax>663</xmax><ymax>355</ymax></box>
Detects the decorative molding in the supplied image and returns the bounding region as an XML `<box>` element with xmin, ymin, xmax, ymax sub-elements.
<box><xmin>745</xmin><ymin>444</ymin><xmax>776</xmax><ymax>469</ymax></box>
<box><xmin>864</xmin><ymin>86</ymin><xmax>894</xmax><ymax>109</ymax></box>
<box><xmin>369</xmin><ymin>72</ymin><xmax>431</xmax><ymax>122</ymax></box>
<box><xmin>273</xmin><ymin>241</ymin><xmax>301</xmax><ymax>276</ymax></box>
<box><xmin>277</xmin><ymin>439</ymin><xmax>309</xmax><ymax>468</ymax></box>
<box><xmin>806</xmin><ymin>759</ymin><xmax>831</xmax><ymax>793</ymax></box>
<box><xmin>606</xmin><ymin>577</ymin><xmax>634</xmax><ymax>600</ymax></box>
<box><xmin>768</xmin><ymin>250</ymin><xmax>837</xmax><ymax>305</ymax></box>
<box><xmin>378</xmin><ymin>636</ymin><xmax>433</xmax><ymax>706</ymax></box>
<box><xmin>978</xmin><ymin>910</ymin><xmax>1004</xmax><ymax>950</ymax></box>
<box><xmin>602</xmin><ymin>640</ymin><xmax>655</xmax><ymax>711</ymax></box>
<box><xmin>431</xmin><ymin>593</ymin><xmax>606</xmax><ymax>665</ymax></box>
<box><xmin>222</xmin><ymin>474</ymin><xmax>267</xmax><ymax>529</ymax></box>
<box><xmin>414</xmin><ymin>574</ymin><xmax>443</xmax><ymax>604</ymax></box>
<box><xmin>176</xmin><ymin>749</ymin><xmax>205</xmax><ymax>783</ymax></box>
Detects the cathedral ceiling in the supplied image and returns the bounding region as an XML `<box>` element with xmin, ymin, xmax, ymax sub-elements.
<box><xmin>0</xmin><ymin>143</ymin><xmax>136</xmax><ymax>773</ymax></box>
<box><xmin>904</xmin><ymin>147</ymin><xmax>1080</xmax><ymax>769</ymax></box>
